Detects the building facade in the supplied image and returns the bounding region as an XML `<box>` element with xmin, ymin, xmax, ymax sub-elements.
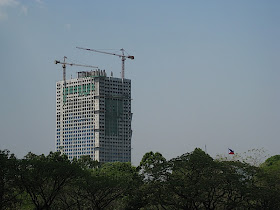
<box><xmin>56</xmin><ymin>70</ymin><xmax>132</xmax><ymax>162</ymax></box>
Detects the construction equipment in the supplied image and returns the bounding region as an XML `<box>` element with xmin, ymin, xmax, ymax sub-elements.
<box><xmin>76</xmin><ymin>47</ymin><xmax>134</xmax><ymax>80</ymax></box>
<box><xmin>54</xmin><ymin>56</ymin><xmax>98</xmax><ymax>85</ymax></box>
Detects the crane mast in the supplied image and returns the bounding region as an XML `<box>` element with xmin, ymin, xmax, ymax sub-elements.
<box><xmin>63</xmin><ymin>56</ymin><xmax>66</xmax><ymax>86</ymax></box>
<box><xmin>76</xmin><ymin>47</ymin><xmax>134</xmax><ymax>80</ymax></box>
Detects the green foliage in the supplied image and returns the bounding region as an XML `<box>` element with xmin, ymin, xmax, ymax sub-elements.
<box><xmin>0</xmin><ymin>150</ymin><xmax>21</xmax><ymax>210</ymax></box>
<box><xmin>167</xmin><ymin>148</ymin><xmax>223</xmax><ymax>209</ymax></box>
<box><xmin>138</xmin><ymin>151</ymin><xmax>168</xmax><ymax>181</ymax></box>
<box><xmin>253</xmin><ymin>155</ymin><xmax>280</xmax><ymax>209</ymax></box>
<box><xmin>137</xmin><ymin>151</ymin><xmax>169</xmax><ymax>209</ymax></box>
<box><xmin>75</xmin><ymin>154</ymin><xmax>100</xmax><ymax>170</ymax></box>
<box><xmin>1</xmin><ymin>148</ymin><xmax>280</xmax><ymax>209</ymax></box>
<box><xmin>18</xmin><ymin>152</ymin><xmax>81</xmax><ymax>209</ymax></box>
<box><xmin>261</xmin><ymin>154</ymin><xmax>280</xmax><ymax>167</ymax></box>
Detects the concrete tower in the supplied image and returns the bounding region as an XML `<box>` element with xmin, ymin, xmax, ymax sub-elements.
<box><xmin>55</xmin><ymin>70</ymin><xmax>132</xmax><ymax>162</ymax></box>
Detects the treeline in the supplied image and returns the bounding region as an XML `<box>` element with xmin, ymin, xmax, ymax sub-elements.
<box><xmin>1</xmin><ymin>148</ymin><xmax>280</xmax><ymax>210</ymax></box>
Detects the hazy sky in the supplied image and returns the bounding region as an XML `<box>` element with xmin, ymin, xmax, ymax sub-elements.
<box><xmin>0</xmin><ymin>0</ymin><xmax>279</xmax><ymax>165</ymax></box>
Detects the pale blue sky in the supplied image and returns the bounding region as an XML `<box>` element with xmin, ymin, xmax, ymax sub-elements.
<box><xmin>0</xmin><ymin>0</ymin><xmax>279</xmax><ymax>164</ymax></box>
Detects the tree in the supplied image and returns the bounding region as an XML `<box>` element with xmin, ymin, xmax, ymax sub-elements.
<box><xmin>137</xmin><ymin>151</ymin><xmax>170</xmax><ymax>209</ymax></box>
<box><xmin>218</xmin><ymin>160</ymin><xmax>258</xmax><ymax>209</ymax></box>
<box><xmin>138</xmin><ymin>151</ymin><xmax>168</xmax><ymax>182</ymax></box>
<box><xmin>254</xmin><ymin>155</ymin><xmax>280</xmax><ymax>209</ymax></box>
<box><xmin>70</xmin><ymin>162</ymin><xmax>138</xmax><ymax>210</ymax></box>
<box><xmin>0</xmin><ymin>150</ymin><xmax>21</xmax><ymax>210</ymax></box>
<box><xmin>166</xmin><ymin>148</ymin><xmax>219</xmax><ymax>209</ymax></box>
<box><xmin>76</xmin><ymin>155</ymin><xmax>100</xmax><ymax>170</ymax></box>
<box><xmin>261</xmin><ymin>155</ymin><xmax>280</xmax><ymax>167</ymax></box>
<box><xmin>166</xmin><ymin>148</ymin><xmax>258</xmax><ymax>210</ymax></box>
<box><xmin>18</xmin><ymin>152</ymin><xmax>81</xmax><ymax>210</ymax></box>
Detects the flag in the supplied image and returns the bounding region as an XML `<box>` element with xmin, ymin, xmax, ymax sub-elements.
<box><xmin>228</xmin><ymin>148</ymin><xmax>234</xmax><ymax>155</ymax></box>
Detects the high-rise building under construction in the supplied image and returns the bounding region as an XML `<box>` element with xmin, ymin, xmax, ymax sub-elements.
<box><xmin>55</xmin><ymin>70</ymin><xmax>132</xmax><ymax>162</ymax></box>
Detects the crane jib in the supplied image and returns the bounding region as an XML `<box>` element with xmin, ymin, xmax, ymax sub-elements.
<box><xmin>76</xmin><ymin>47</ymin><xmax>135</xmax><ymax>79</ymax></box>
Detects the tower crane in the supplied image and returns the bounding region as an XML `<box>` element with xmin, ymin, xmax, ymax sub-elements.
<box><xmin>76</xmin><ymin>47</ymin><xmax>134</xmax><ymax>80</ymax></box>
<box><xmin>54</xmin><ymin>56</ymin><xmax>98</xmax><ymax>86</ymax></box>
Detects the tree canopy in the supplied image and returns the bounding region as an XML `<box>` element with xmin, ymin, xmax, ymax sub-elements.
<box><xmin>0</xmin><ymin>149</ymin><xmax>279</xmax><ymax>210</ymax></box>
